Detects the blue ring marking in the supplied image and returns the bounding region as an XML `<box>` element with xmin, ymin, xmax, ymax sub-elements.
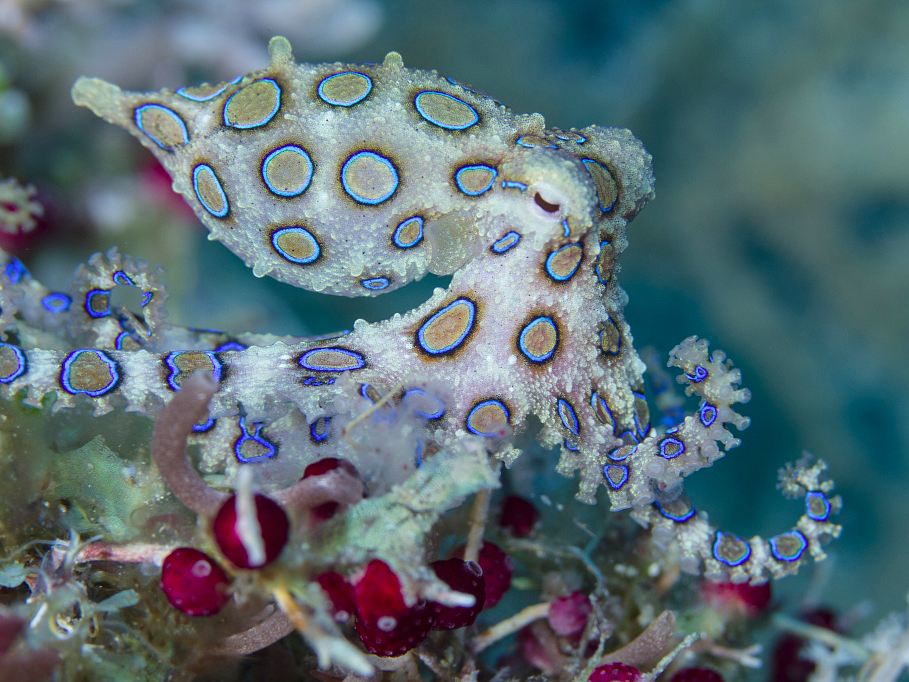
<box><xmin>634</xmin><ymin>392</ymin><xmax>650</xmax><ymax>438</ymax></box>
<box><xmin>595</xmin><ymin>240</ymin><xmax>611</xmax><ymax>284</ymax></box>
<box><xmin>133</xmin><ymin>104</ymin><xmax>189</xmax><ymax>150</ymax></box>
<box><xmin>603</xmin><ymin>464</ymin><xmax>629</xmax><ymax>490</ymax></box>
<box><xmin>192</xmin><ymin>417</ymin><xmax>215</xmax><ymax>433</ymax></box>
<box><xmin>581</xmin><ymin>159</ymin><xmax>618</xmax><ymax>212</ymax></box>
<box><xmin>606</xmin><ymin>444</ymin><xmax>636</xmax><ymax>462</ymax></box>
<box><xmin>302</xmin><ymin>376</ymin><xmax>336</xmax><ymax>387</ymax></box>
<box><xmin>417</xmin><ymin>299</ymin><xmax>476</xmax><ymax>355</ymax></box>
<box><xmin>516</xmin><ymin>134</ymin><xmax>556</xmax><ymax>148</ymax></box>
<box><xmin>164</xmin><ymin>351</ymin><xmax>223</xmax><ymax>391</ymax></box>
<box><xmin>261</xmin><ymin>144</ymin><xmax>314</xmax><ymax>197</ymax></box>
<box><xmin>393</xmin><ymin>216</ymin><xmax>424</xmax><ymax>248</ymax></box>
<box><xmin>554</xmin><ymin>130</ymin><xmax>587</xmax><ymax>144</ymax></box>
<box><xmin>491</xmin><ymin>231</ymin><xmax>520</xmax><ymax>254</ymax></box>
<box><xmin>298</xmin><ymin>347</ymin><xmax>365</xmax><ymax>372</ymax></box>
<box><xmin>501</xmin><ymin>180</ymin><xmax>527</xmax><ymax>191</ymax></box>
<box><xmin>557</xmin><ymin>398</ymin><xmax>580</xmax><ymax>436</ymax></box>
<box><xmin>414</xmin><ymin>91</ymin><xmax>479</xmax><ymax>130</ymax></box>
<box><xmin>466</xmin><ymin>399</ymin><xmax>510</xmax><ymax>437</ymax></box>
<box><xmin>192</xmin><ymin>164</ymin><xmax>229</xmax><ymax>218</ymax></box>
<box><xmin>4</xmin><ymin>258</ymin><xmax>29</xmax><ymax>283</ymax></box>
<box><xmin>561</xmin><ymin>219</ymin><xmax>571</xmax><ymax>238</ymax></box>
<box><xmin>234</xmin><ymin>416</ymin><xmax>277</xmax><ymax>463</ymax></box>
<box><xmin>176</xmin><ymin>82</ymin><xmax>229</xmax><ymax>101</ymax></box>
<box><xmin>455</xmin><ymin>164</ymin><xmax>497</xmax><ymax>196</ymax></box>
<box><xmin>713</xmin><ymin>531</ymin><xmax>752</xmax><ymax>567</ymax></box>
<box><xmin>769</xmin><ymin>530</ymin><xmax>808</xmax><ymax>562</ymax></box>
<box><xmin>317</xmin><ymin>71</ymin><xmax>372</xmax><ymax>106</ymax></box>
<box><xmin>140</xmin><ymin>292</ymin><xmax>153</xmax><ymax>307</ymax></box>
<box><xmin>271</xmin><ymin>226</ymin><xmax>320</xmax><ymax>264</ymax></box>
<box><xmin>544</xmin><ymin>243</ymin><xmax>583</xmax><ymax>281</ymax></box>
<box><xmin>590</xmin><ymin>392</ymin><xmax>616</xmax><ymax>429</ymax></box>
<box><xmin>403</xmin><ymin>388</ymin><xmax>445</xmax><ymax>419</ymax></box>
<box><xmin>112</xmin><ymin>271</ymin><xmax>135</xmax><ymax>286</ymax></box>
<box><xmin>686</xmin><ymin>365</ymin><xmax>709</xmax><ymax>382</ymax></box>
<box><xmin>564</xmin><ymin>439</ymin><xmax>579</xmax><ymax>452</ymax></box>
<box><xmin>340</xmin><ymin>151</ymin><xmax>399</xmax><ymax>205</ymax></box>
<box><xmin>309</xmin><ymin>416</ymin><xmax>330</xmax><ymax>443</ymax></box>
<box><xmin>216</xmin><ymin>341</ymin><xmax>246</xmax><ymax>352</ymax></box>
<box><xmin>518</xmin><ymin>316</ymin><xmax>558</xmax><ymax>362</ymax></box>
<box><xmin>415</xmin><ymin>439</ymin><xmax>424</xmax><ymax>468</ymax></box>
<box><xmin>41</xmin><ymin>293</ymin><xmax>71</xmax><ymax>313</ymax></box>
<box><xmin>85</xmin><ymin>289</ymin><xmax>111</xmax><ymax>318</ymax></box>
<box><xmin>806</xmin><ymin>491</ymin><xmax>831</xmax><ymax>521</ymax></box>
<box><xmin>361</xmin><ymin>277</ymin><xmax>389</xmax><ymax>291</ymax></box>
<box><xmin>61</xmin><ymin>350</ymin><xmax>119</xmax><ymax>397</ymax></box>
<box><xmin>113</xmin><ymin>331</ymin><xmax>134</xmax><ymax>350</ymax></box>
<box><xmin>659</xmin><ymin>436</ymin><xmax>685</xmax><ymax>459</ymax></box>
<box><xmin>0</xmin><ymin>343</ymin><xmax>26</xmax><ymax>383</ymax></box>
<box><xmin>223</xmin><ymin>78</ymin><xmax>281</xmax><ymax>128</ymax></box>
<box><xmin>655</xmin><ymin>500</ymin><xmax>696</xmax><ymax>523</ymax></box>
<box><xmin>699</xmin><ymin>403</ymin><xmax>718</xmax><ymax>427</ymax></box>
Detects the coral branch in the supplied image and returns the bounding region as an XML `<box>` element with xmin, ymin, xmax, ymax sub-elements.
<box><xmin>151</xmin><ymin>372</ymin><xmax>228</xmax><ymax>516</ymax></box>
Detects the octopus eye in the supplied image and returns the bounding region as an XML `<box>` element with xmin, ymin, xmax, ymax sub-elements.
<box><xmin>534</xmin><ymin>193</ymin><xmax>560</xmax><ymax>213</ymax></box>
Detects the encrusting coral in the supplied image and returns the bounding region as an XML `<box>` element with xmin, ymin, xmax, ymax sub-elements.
<box><xmin>0</xmin><ymin>36</ymin><xmax>842</xmax><ymax>681</ymax></box>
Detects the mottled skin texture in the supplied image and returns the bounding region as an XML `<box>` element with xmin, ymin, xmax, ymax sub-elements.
<box><xmin>0</xmin><ymin>39</ymin><xmax>840</xmax><ymax>583</ymax></box>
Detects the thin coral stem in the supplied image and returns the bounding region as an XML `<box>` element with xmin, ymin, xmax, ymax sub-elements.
<box><xmin>210</xmin><ymin>610</ymin><xmax>295</xmax><ymax>657</ymax></box>
<box><xmin>470</xmin><ymin>602</ymin><xmax>550</xmax><ymax>653</ymax></box>
<box><xmin>463</xmin><ymin>488</ymin><xmax>491</xmax><ymax>565</ymax></box>
<box><xmin>272</xmin><ymin>469</ymin><xmax>364</xmax><ymax>518</ymax></box>
<box><xmin>150</xmin><ymin>372</ymin><xmax>228</xmax><ymax>516</ymax></box>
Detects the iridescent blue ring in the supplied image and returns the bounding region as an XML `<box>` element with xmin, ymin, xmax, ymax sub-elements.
<box><xmin>712</xmin><ymin>531</ymin><xmax>752</xmax><ymax>567</ymax></box>
<box><xmin>41</xmin><ymin>293</ymin><xmax>71</xmax><ymax>313</ymax></box>
<box><xmin>769</xmin><ymin>530</ymin><xmax>808</xmax><ymax>562</ymax></box>
<box><xmin>491</xmin><ymin>231</ymin><xmax>520</xmax><ymax>254</ymax></box>
<box><xmin>557</xmin><ymin>398</ymin><xmax>580</xmax><ymax>436</ymax></box>
<box><xmin>393</xmin><ymin>216</ymin><xmax>424</xmax><ymax>248</ymax></box>
<box><xmin>455</xmin><ymin>165</ymin><xmax>497</xmax><ymax>196</ymax></box>
<box><xmin>603</xmin><ymin>464</ymin><xmax>629</xmax><ymax>490</ymax></box>
<box><xmin>361</xmin><ymin>277</ymin><xmax>389</xmax><ymax>291</ymax></box>
<box><xmin>133</xmin><ymin>104</ymin><xmax>189</xmax><ymax>150</ymax></box>
<box><xmin>0</xmin><ymin>343</ymin><xmax>26</xmax><ymax>383</ymax></box>
<box><xmin>341</xmin><ymin>151</ymin><xmax>399</xmax><ymax>205</ymax></box>
<box><xmin>61</xmin><ymin>350</ymin><xmax>119</xmax><ymax>397</ymax></box>
<box><xmin>234</xmin><ymin>416</ymin><xmax>277</xmax><ymax>463</ymax></box>
<box><xmin>261</xmin><ymin>144</ymin><xmax>314</xmax><ymax>197</ymax></box>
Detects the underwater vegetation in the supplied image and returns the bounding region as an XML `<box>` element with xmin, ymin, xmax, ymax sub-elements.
<box><xmin>0</xmin><ymin>23</ymin><xmax>904</xmax><ymax>682</ymax></box>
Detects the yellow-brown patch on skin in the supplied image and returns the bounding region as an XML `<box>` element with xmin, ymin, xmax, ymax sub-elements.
<box><xmin>0</xmin><ymin>347</ymin><xmax>23</xmax><ymax>381</ymax></box>
<box><xmin>269</xmin><ymin>226</ymin><xmax>321</xmax><ymax>264</ymax></box>
<box><xmin>167</xmin><ymin>352</ymin><xmax>220</xmax><ymax>389</ymax></box>
<box><xmin>299</xmin><ymin>348</ymin><xmax>365</xmax><ymax>371</ymax></box>
<box><xmin>318</xmin><ymin>72</ymin><xmax>371</xmax><ymax>106</ymax></box>
<box><xmin>414</xmin><ymin>91</ymin><xmax>479</xmax><ymax>129</ymax></box>
<box><xmin>600</xmin><ymin>318</ymin><xmax>621</xmax><ymax>355</ymax></box>
<box><xmin>223</xmin><ymin>78</ymin><xmax>281</xmax><ymax>128</ymax></box>
<box><xmin>193</xmin><ymin>165</ymin><xmax>228</xmax><ymax>217</ymax></box>
<box><xmin>413</xmin><ymin>297</ymin><xmax>480</xmax><ymax>359</ymax></box>
<box><xmin>514</xmin><ymin>313</ymin><xmax>560</xmax><ymax>366</ymax></box>
<box><xmin>136</xmin><ymin>106</ymin><xmax>187</xmax><ymax>149</ymax></box>
<box><xmin>584</xmin><ymin>158</ymin><xmax>619</xmax><ymax>212</ymax></box>
<box><xmin>714</xmin><ymin>533</ymin><xmax>750</xmax><ymax>565</ymax></box>
<box><xmin>466</xmin><ymin>400</ymin><xmax>509</xmax><ymax>436</ymax></box>
<box><xmin>452</xmin><ymin>165</ymin><xmax>496</xmax><ymax>195</ymax></box>
<box><xmin>392</xmin><ymin>217</ymin><xmax>422</xmax><ymax>249</ymax></box>
<box><xmin>261</xmin><ymin>146</ymin><xmax>313</xmax><ymax>196</ymax></box>
<box><xmin>65</xmin><ymin>352</ymin><xmax>116</xmax><ymax>393</ymax></box>
<box><xmin>545</xmin><ymin>243</ymin><xmax>583</xmax><ymax>281</ymax></box>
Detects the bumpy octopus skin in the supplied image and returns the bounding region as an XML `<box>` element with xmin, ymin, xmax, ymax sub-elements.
<box><xmin>0</xmin><ymin>39</ymin><xmax>843</xmax><ymax>581</ymax></box>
